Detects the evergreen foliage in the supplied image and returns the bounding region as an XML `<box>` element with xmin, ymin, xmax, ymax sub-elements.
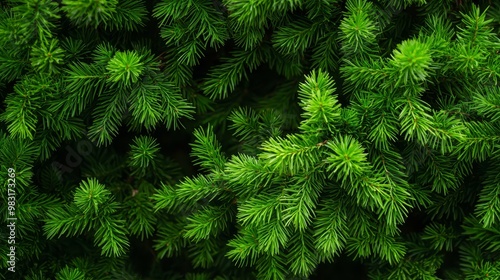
<box><xmin>0</xmin><ymin>0</ymin><xmax>499</xmax><ymax>279</ymax></box>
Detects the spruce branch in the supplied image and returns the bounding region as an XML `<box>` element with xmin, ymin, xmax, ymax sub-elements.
<box><xmin>281</xmin><ymin>171</ymin><xmax>323</xmax><ymax>231</ymax></box>
<box><xmin>421</xmin><ymin>223</ymin><xmax>457</xmax><ymax>251</ymax></box>
<box><xmin>106</xmin><ymin>50</ymin><xmax>144</xmax><ymax>87</ymax></box>
<box><xmin>454</xmin><ymin>121</ymin><xmax>500</xmax><ymax>162</ymax></box>
<box><xmin>257</xmin><ymin>215</ymin><xmax>290</xmax><ymax>256</ymax></box>
<box><xmin>255</xmin><ymin>253</ymin><xmax>287</xmax><ymax>280</ymax></box>
<box><xmin>286</xmin><ymin>229</ymin><xmax>317</xmax><ymax>278</ymax></box>
<box><xmin>73</xmin><ymin>178</ymin><xmax>111</xmax><ymax>216</ymax></box>
<box><xmin>154</xmin><ymin>219</ymin><xmax>188</xmax><ymax>258</ymax></box>
<box><xmin>183</xmin><ymin>205</ymin><xmax>233</xmax><ymax>242</ymax></box>
<box><xmin>62</xmin><ymin>0</ymin><xmax>117</xmax><ymax>27</ymax></box>
<box><xmin>55</xmin><ymin>266</ymin><xmax>86</xmax><ymax>280</ymax></box>
<box><xmin>153</xmin><ymin>175</ymin><xmax>222</xmax><ymax>213</ymax></box>
<box><xmin>367</xmin><ymin>112</ymin><xmax>399</xmax><ymax>150</ymax></box>
<box><xmin>0</xmin><ymin>46</ymin><xmax>29</xmax><ymax>83</ymax></box>
<box><xmin>472</xmin><ymin>86</ymin><xmax>500</xmax><ymax>122</ymax></box>
<box><xmin>127</xmin><ymin>81</ymin><xmax>165</xmax><ymax>131</ymax></box>
<box><xmin>223</xmin><ymin>154</ymin><xmax>275</xmax><ymax>198</ymax></box>
<box><xmin>201</xmin><ymin>47</ymin><xmax>265</xmax><ymax>99</ymax></box>
<box><xmin>456</xmin><ymin>4</ymin><xmax>496</xmax><ymax>48</ymax></box>
<box><xmin>2</xmin><ymin>0</ymin><xmax>500</xmax><ymax>277</ymax></box>
<box><xmin>11</xmin><ymin>0</ymin><xmax>60</xmax><ymax>42</ymax></box>
<box><xmin>272</xmin><ymin>17</ymin><xmax>321</xmax><ymax>55</ymax></box>
<box><xmin>396</xmin><ymin>95</ymin><xmax>434</xmax><ymax>144</ymax></box>
<box><xmin>87</xmin><ymin>88</ymin><xmax>128</xmax><ymax>146</ymax></box>
<box><xmin>228</xmin><ymin>107</ymin><xmax>260</xmax><ymax>141</ymax></box>
<box><xmin>311</xmin><ymin>32</ymin><xmax>340</xmax><ymax>72</ymax></box>
<box><xmin>103</xmin><ymin>0</ymin><xmax>147</xmax><ymax>31</ymax></box>
<box><xmin>297</xmin><ymin>69</ymin><xmax>341</xmax><ymax>135</ymax></box>
<box><xmin>260</xmin><ymin>134</ymin><xmax>322</xmax><ymax>176</ymax></box>
<box><xmin>30</xmin><ymin>38</ymin><xmax>65</xmax><ymax>75</ymax></box>
<box><xmin>475</xmin><ymin>162</ymin><xmax>500</xmax><ymax>228</ymax></box>
<box><xmin>313</xmin><ymin>199</ymin><xmax>348</xmax><ymax>262</ymax></box>
<box><xmin>187</xmin><ymin>238</ymin><xmax>220</xmax><ymax>268</ymax></box>
<box><xmin>226</xmin><ymin>226</ymin><xmax>261</xmax><ymax>267</ymax></box>
<box><xmin>190</xmin><ymin>125</ymin><xmax>227</xmax><ymax>173</ymax></box>
<box><xmin>388</xmin><ymin>39</ymin><xmax>433</xmax><ymax>88</ymax></box>
<box><xmin>58</xmin><ymin>62</ymin><xmax>107</xmax><ymax>117</ymax></box>
<box><xmin>230</xmin><ymin>18</ymin><xmax>266</xmax><ymax>50</ymax></box>
<box><xmin>128</xmin><ymin>136</ymin><xmax>160</xmax><ymax>170</ymax></box>
<box><xmin>237</xmin><ymin>189</ymin><xmax>282</xmax><ymax>227</ymax></box>
<box><xmin>123</xmin><ymin>193</ymin><xmax>156</xmax><ymax>240</ymax></box>
<box><xmin>43</xmin><ymin>204</ymin><xmax>93</xmax><ymax>239</ymax></box>
<box><xmin>1</xmin><ymin>77</ymin><xmax>42</xmax><ymax>140</ymax></box>
<box><xmin>325</xmin><ymin>135</ymin><xmax>370</xmax><ymax>185</ymax></box>
<box><xmin>94</xmin><ymin>214</ymin><xmax>130</xmax><ymax>257</ymax></box>
<box><xmin>339</xmin><ymin>0</ymin><xmax>380</xmax><ymax>59</ymax></box>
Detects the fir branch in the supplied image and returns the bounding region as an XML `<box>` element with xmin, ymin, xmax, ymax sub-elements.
<box><xmin>472</xmin><ymin>86</ymin><xmax>500</xmax><ymax>122</ymax></box>
<box><xmin>11</xmin><ymin>0</ymin><xmax>60</xmax><ymax>42</ymax></box>
<box><xmin>228</xmin><ymin>107</ymin><xmax>260</xmax><ymax>141</ymax></box>
<box><xmin>127</xmin><ymin>80</ymin><xmax>167</xmax><ymax>130</ymax></box>
<box><xmin>311</xmin><ymin>32</ymin><xmax>340</xmax><ymax>72</ymax></box>
<box><xmin>43</xmin><ymin>204</ymin><xmax>93</xmax><ymax>239</ymax></box>
<box><xmin>106</xmin><ymin>50</ymin><xmax>144</xmax><ymax>87</ymax></box>
<box><xmin>153</xmin><ymin>175</ymin><xmax>222</xmax><ymax>212</ymax></box>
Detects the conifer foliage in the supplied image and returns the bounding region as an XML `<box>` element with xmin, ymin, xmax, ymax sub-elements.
<box><xmin>0</xmin><ymin>0</ymin><xmax>500</xmax><ymax>279</ymax></box>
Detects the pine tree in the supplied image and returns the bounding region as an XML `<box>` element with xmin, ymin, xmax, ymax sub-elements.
<box><xmin>0</xmin><ymin>0</ymin><xmax>499</xmax><ymax>279</ymax></box>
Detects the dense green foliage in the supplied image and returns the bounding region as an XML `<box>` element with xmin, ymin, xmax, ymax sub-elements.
<box><xmin>0</xmin><ymin>0</ymin><xmax>500</xmax><ymax>279</ymax></box>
